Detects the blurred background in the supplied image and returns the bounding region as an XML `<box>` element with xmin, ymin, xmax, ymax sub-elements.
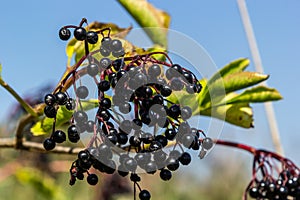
<box><xmin>0</xmin><ymin>1</ymin><xmax>299</xmax><ymax>199</ymax></box>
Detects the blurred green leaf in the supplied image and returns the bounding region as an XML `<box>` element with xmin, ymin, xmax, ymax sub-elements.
<box><xmin>225</xmin><ymin>86</ymin><xmax>283</xmax><ymax>104</ymax></box>
<box><xmin>15</xmin><ymin>168</ymin><xmax>66</xmax><ymax>200</ymax></box>
<box><xmin>31</xmin><ymin>99</ymin><xmax>98</xmax><ymax>136</ymax></box>
<box><xmin>118</xmin><ymin>0</ymin><xmax>170</xmax><ymax>47</ymax></box>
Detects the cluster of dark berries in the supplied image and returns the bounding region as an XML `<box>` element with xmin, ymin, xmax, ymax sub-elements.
<box><xmin>246</xmin><ymin>151</ymin><xmax>300</xmax><ymax>200</ymax></box>
<box><xmin>43</xmin><ymin>92</ymin><xmax>75</xmax><ymax>150</ymax></box>
<box><xmin>59</xmin><ymin>18</ymin><xmax>124</xmax><ymax>58</ymax></box>
<box><xmin>42</xmin><ymin>19</ymin><xmax>214</xmax><ymax>200</ymax></box>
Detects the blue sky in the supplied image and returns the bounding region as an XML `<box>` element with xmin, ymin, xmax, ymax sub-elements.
<box><xmin>0</xmin><ymin>1</ymin><xmax>299</xmax><ymax>164</ymax></box>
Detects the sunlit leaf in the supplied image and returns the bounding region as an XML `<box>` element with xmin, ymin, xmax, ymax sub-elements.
<box><xmin>201</xmin><ymin>101</ymin><xmax>254</xmax><ymax>128</ymax></box>
<box><xmin>225</xmin><ymin>86</ymin><xmax>283</xmax><ymax>104</ymax></box>
<box><xmin>118</xmin><ymin>0</ymin><xmax>170</xmax><ymax>47</ymax></box>
<box><xmin>208</xmin><ymin>58</ymin><xmax>250</xmax><ymax>84</ymax></box>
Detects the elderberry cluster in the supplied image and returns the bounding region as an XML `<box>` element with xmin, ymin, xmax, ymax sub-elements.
<box><xmin>42</xmin><ymin>19</ymin><xmax>214</xmax><ymax>200</ymax></box>
<box><xmin>246</xmin><ymin>151</ymin><xmax>300</xmax><ymax>200</ymax></box>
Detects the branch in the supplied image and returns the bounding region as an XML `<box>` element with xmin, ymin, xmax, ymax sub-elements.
<box><xmin>0</xmin><ymin>137</ymin><xmax>83</xmax><ymax>155</ymax></box>
<box><xmin>0</xmin><ymin>78</ymin><xmax>37</xmax><ymax>117</ymax></box>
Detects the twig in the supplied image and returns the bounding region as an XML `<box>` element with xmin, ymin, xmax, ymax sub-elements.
<box><xmin>0</xmin><ymin>78</ymin><xmax>37</xmax><ymax>117</ymax></box>
<box><xmin>0</xmin><ymin>137</ymin><xmax>83</xmax><ymax>155</ymax></box>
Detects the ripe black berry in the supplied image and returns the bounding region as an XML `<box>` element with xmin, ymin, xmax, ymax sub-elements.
<box><xmin>74</xmin><ymin>27</ymin><xmax>86</xmax><ymax>41</ymax></box>
<box><xmin>73</xmin><ymin>111</ymin><xmax>88</xmax><ymax>124</ymax></box>
<box><xmin>99</xmin><ymin>58</ymin><xmax>111</xmax><ymax>69</ymax></box>
<box><xmin>248</xmin><ymin>187</ymin><xmax>259</xmax><ymax>198</ymax></box>
<box><xmin>167</xmin><ymin>104</ymin><xmax>181</xmax><ymax>119</ymax></box>
<box><xmin>100</xmin><ymin>98</ymin><xmax>111</xmax><ymax>109</ymax></box>
<box><xmin>87</xmin><ymin>63</ymin><xmax>99</xmax><ymax>77</ymax></box>
<box><xmin>166</xmin><ymin>157</ymin><xmax>180</xmax><ymax>171</ymax></box>
<box><xmin>124</xmin><ymin>158</ymin><xmax>138</xmax><ymax>172</ymax></box>
<box><xmin>148</xmin><ymin>64</ymin><xmax>161</xmax><ymax>77</ymax></box>
<box><xmin>68</xmin><ymin>125</ymin><xmax>80</xmax><ymax>143</ymax></box>
<box><xmin>181</xmin><ymin>106</ymin><xmax>192</xmax><ymax>120</ymax></box>
<box><xmin>76</xmin><ymin>85</ymin><xmax>89</xmax><ymax>99</ymax></box>
<box><xmin>202</xmin><ymin>137</ymin><xmax>213</xmax><ymax>150</ymax></box>
<box><xmin>179</xmin><ymin>152</ymin><xmax>191</xmax><ymax>165</ymax></box>
<box><xmin>139</xmin><ymin>190</ymin><xmax>151</xmax><ymax>200</ymax></box>
<box><xmin>101</xmin><ymin>37</ymin><xmax>111</xmax><ymax>49</ymax></box>
<box><xmin>160</xmin><ymin>169</ymin><xmax>172</xmax><ymax>181</ymax></box>
<box><xmin>44</xmin><ymin>94</ymin><xmax>56</xmax><ymax>106</ymax></box>
<box><xmin>87</xmin><ymin>173</ymin><xmax>98</xmax><ymax>185</ymax></box>
<box><xmin>43</xmin><ymin>138</ymin><xmax>56</xmax><ymax>151</ymax></box>
<box><xmin>170</xmin><ymin>78</ymin><xmax>184</xmax><ymax>91</ymax></box>
<box><xmin>109</xmin><ymin>39</ymin><xmax>123</xmax><ymax>52</ymax></box>
<box><xmin>86</xmin><ymin>31</ymin><xmax>98</xmax><ymax>44</ymax></box>
<box><xmin>44</xmin><ymin>105</ymin><xmax>56</xmax><ymax>118</ymax></box>
<box><xmin>160</xmin><ymin>85</ymin><xmax>172</xmax><ymax>97</ymax></box>
<box><xmin>98</xmin><ymin>80</ymin><xmax>110</xmax><ymax>92</ymax></box>
<box><xmin>52</xmin><ymin>130</ymin><xmax>66</xmax><ymax>143</ymax></box>
<box><xmin>100</xmin><ymin>46</ymin><xmax>110</xmax><ymax>57</ymax></box>
<box><xmin>55</xmin><ymin>92</ymin><xmax>68</xmax><ymax>105</ymax></box>
<box><xmin>65</xmin><ymin>98</ymin><xmax>75</xmax><ymax>110</ymax></box>
<box><xmin>59</xmin><ymin>27</ymin><xmax>71</xmax><ymax>41</ymax></box>
<box><xmin>165</xmin><ymin>129</ymin><xmax>177</xmax><ymax>140</ymax></box>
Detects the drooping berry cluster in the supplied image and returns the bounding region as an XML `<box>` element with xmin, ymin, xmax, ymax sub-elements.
<box><xmin>43</xmin><ymin>19</ymin><xmax>213</xmax><ymax>200</ymax></box>
<box><xmin>246</xmin><ymin>150</ymin><xmax>300</xmax><ymax>200</ymax></box>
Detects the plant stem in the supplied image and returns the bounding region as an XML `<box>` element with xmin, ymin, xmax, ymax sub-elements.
<box><xmin>0</xmin><ymin>78</ymin><xmax>37</xmax><ymax>117</ymax></box>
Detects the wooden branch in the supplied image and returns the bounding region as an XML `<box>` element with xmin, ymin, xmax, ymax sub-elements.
<box><xmin>0</xmin><ymin>137</ymin><xmax>83</xmax><ymax>155</ymax></box>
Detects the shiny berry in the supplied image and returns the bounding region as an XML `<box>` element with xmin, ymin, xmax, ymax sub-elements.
<box><xmin>44</xmin><ymin>105</ymin><xmax>56</xmax><ymax>118</ymax></box>
<box><xmin>100</xmin><ymin>98</ymin><xmax>111</xmax><ymax>109</ymax></box>
<box><xmin>160</xmin><ymin>169</ymin><xmax>172</xmax><ymax>181</ymax></box>
<box><xmin>55</xmin><ymin>92</ymin><xmax>68</xmax><ymax>105</ymax></box>
<box><xmin>87</xmin><ymin>174</ymin><xmax>98</xmax><ymax>185</ymax></box>
<box><xmin>44</xmin><ymin>94</ymin><xmax>56</xmax><ymax>106</ymax></box>
<box><xmin>139</xmin><ymin>190</ymin><xmax>151</xmax><ymax>200</ymax></box>
<box><xmin>59</xmin><ymin>27</ymin><xmax>71</xmax><ymax>41</ymax></box>
<box><xmin>202</xmin><ymin>137</ymin><xmax>213</xmax><ymax>150</ymax></box>
<box><xmin>43</xmin><ymin>138</ymin><xmax>56</xmax><ymax>151</ymax></box>
<box><xmin>109</xmin><ymin>39</ymin><xmax>123</xmax><ymax>51</ymax></box>
<box><xmin>87</xmin><ymin>63</ymin><xmax>99</xmax><ymax>77</ymax></box>
<box><xmin>76</xmin><ymin>86</ymin><xmax>89</xmax><ymax>99</ymax></box>
<box><xmin>179</xmin><ymin>152</ymin><xmax>191</xmax><ymax>165</ymax></box>
<box><xmin>101</xmin><ymin>37</ymin><xmax>111</xmax><ymax>49</ymax></box>
<box><xmin>98</xmin><ymin>80</ymin><xmax>110</xmax><ymax>92</ymax></box>
<box><xmin>148</xmin><ymin>64</ymin><xmax>161</xmax><ymax>77</ymax></box>
<box><xmin>86</xmin><ymin>31</ymin><xmax>98</xmax><ymax>44</ymax></box>
<box><xmin>52</xmin><ymin>130</ymin><xmax>66</xmax><ymax>143</ymax></box>
<box><xmin>74</xmin><ymin>27</ymin><xmax>86</xmax><ymax>41</ymax></box>
<box><xmin>181</xmin><ymin>106</ymin><xmax>192</xmax><ymax>120</ymax></box>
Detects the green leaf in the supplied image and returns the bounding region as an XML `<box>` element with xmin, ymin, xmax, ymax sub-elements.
<box><xmin>31</xmin><ymin>99</ymin><xmax>98</xmax><ymax>136</ymax></box>
<box><xmin>15</xmin><ymin>168</ymin><xmax>66</xmax><ymax>200</ymax></box>
<box><xmin>225</xmin><ymin>86</ymin><xmax>283</xmax><ymax>104</ymax></box>
<box><xmin>201</xmin><ymin>102</ymin><xmax>254</xmax><ymax>128</ymax></box>
<box><xmin>200</xmin><ymin>58</ymin><xmax>250</xmax><ymax>107</ymax></box>
<box><xmin>208</xmin><ymin>58</ymin><xmax>250</xmax><ymax>85</ymax></box>
<box><xmin>118</xmin><ymin>0</ymin><xmax>170</xmax><ymax>47</ymax></box>
<box><xmin>202</xmin><ymin>72</ymin><xmax>269</xmax><ymax>107</ymax></box>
